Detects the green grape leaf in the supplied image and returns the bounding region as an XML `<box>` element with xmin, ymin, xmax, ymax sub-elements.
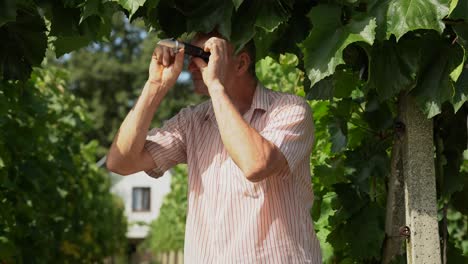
<box><xmin>301</xmin><ymin>4</ymin><xmax>376</xmax><ymax>88</ymax></box>
<box><xmin>145</xmin><ymin>0</ymin><xmax>160</xmax><ymax>10</ymax></box>
<box><xmin>232</xmin><ymin>0</ymin><xmax>243</xmax><ymax>10</ymax></box>
<box><xmin>186</xmin><ymin>1</ymin><xmax>233</xmax><ymax>37</ymax></box>
<box><xmin>0</xmin><ymin>0</ymin><xmax>16</xmax><ymax>27</ymax></box>
<box><xmin>449</xmin><ymin>0</ymin><xmax>468</xmax><ymax>20</ymax></box>
<box><xmin>329</xmin><ymin>118</ymin><xmax>348</xmax><ymax>153</ymax></box>
<box><xmin>155</xmin><ymin>1</ymin><xmax>187</xmax><ymax>38</ymax></box>
<box><xmin>231</xmin><ymin>0</ymin><xmax>293</xmax><ymax>51</ymax></box>
<box><xmin>436</xmin><ymin>106</ymin><xmax>467</xmax><ymax>199</ymax></box>
<box><xmin>454</xmin><ymin>24</ymin><xmax>468</xmax><ymax>53</ymax></box>
<box><xmin>81</xmin><ymin>0</ymin><xmax>101</xmax><ymax>23</ymax></box>
<box><xmin>314</xmin><ymin>161</ymin><xmax>346</xmax><ymax>188</ymax></box>
<box><xmin>307</xmin><ymin>78</ymin><xmax>334</xmax><ymax>100</ymax></box>
<box><xmin>386</xmin><ymin>0</ymin><xmax>450</xmax><ymax>40</ymax></box>
<box><xmin>367</xmin><ymin>0</ymin><xmax>391</xmax><ymax>41</ymax></box>
<box><xmin>307</xmin><ymin>68</ymin><xmax>360</xmax><ymax>100</ymax></box>
<box><xmin>113</xmin><ymin>0</ymin><xmax>146</xmax><ymax>17</ymax></box>
<box><xmin>451</xmin><ymin>178</ymin><xmax>468</xmax><ymax>214</ymax></box>
<box><xmin>54</xmin><ymin>36</ymin><xmax>93</xmax><ymax>57</ymax></box>
<box><xmin>363</xmin><ymin>94</ymin><xmax>393</xmax><ymax>131</ymax></box>
<box><xmin>367</xmin><ymin>38</ymin><xmax>416</xmax><ymax>100</ymax></box>
<box><xmin>255</xmin><ymin>0</ymin><xmax>314</xmax><ymax>61</ymax></box>
<box><xmin>449</xmin><ymin>0</ymin><xmax>459</xmax><ymax>14</ymax></box>
<box><xmin>453</xmin><ymin>66</ymin><xmax>468</xmax><ymax>112</ymax></box>
<box><xmin>333</xmin><ymin>68</ymin><xmax>360</xmax><ymax>98</ymax></box>
<box><xmin>0</xmin><ymin>6</ymin><xmax>47</xmax><ymax>80</ymax></box>
<box><xmin>411</xmin><ymin>40</ymin><xmax>465</xmax><ymax>118</ymax></box>
<box><xmin>49</xmin><ymin>6</ymin><xmax>81</xmax><ymax>37</ymax></box>
<box><xmin>328</xmin><ymin>202</ymin><xmax>385</xmax><ymax>259</ymax></box>
<box><xmin>52</xmin><ymin>5</ymin><xmax>113</xmax><ymax>57</ymax></box>
<box><xmin>230</xmin><ymin>3</ymin><xmax>257</xmax><ymax>50</ymax></box>
<box><xmin>255</xmin><ymin>0</ymin><xmax>293</xmax><ymax>32</ymax></box>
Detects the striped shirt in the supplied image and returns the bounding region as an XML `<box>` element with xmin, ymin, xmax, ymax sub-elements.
<box><xmin>145</xmin><ymin>83</ymin><xmax>322</xmax><ymax>263</ymax></box>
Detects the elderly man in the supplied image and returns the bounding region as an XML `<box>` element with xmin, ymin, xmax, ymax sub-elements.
<box><xmin>107</xmin><ymin>32</ymin><xmax>322</xmax><ymax>263</ymax></box>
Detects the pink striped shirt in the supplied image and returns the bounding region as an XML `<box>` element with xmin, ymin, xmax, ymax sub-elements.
<box><xmin>145</xmin><ymin>84</ymin><xmax>322</xmax><ymax>263</ymax></box>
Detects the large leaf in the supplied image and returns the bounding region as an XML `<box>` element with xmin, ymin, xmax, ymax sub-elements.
<box><xmin>113</xmin><ymin>0</ymin><xmax>146</xmax><ymax>17</ymax></box>
<box><xmin>0</xmin><ymin>0</ymin><xmax>16</xmax><ymax>27</ymax></box>
<box><xmin>453</xmin><ymin>66</ymin><xmax>468</xmax><ymax>112</ymax></box>
<box><xmin>308</xmin><ymin>78</ymin><xmax>334</xmax><ymax>100</ymax></box>
<box><xmin>307</xmin><ymin>67</ymin><xmax>360</xmax><ymax>100</ymax></box>
<box><xmin>0</xmin><ymin>6</ymin><xmax>47</xmax><ymax>80</ymax></box>
<box><xmin>301</xmin><ymin>4</ymin><xmax>376</xmax><ymax>88</ymax></box>
<box><xmin>329</xmin><ymin>119</ymin><xmax>348</xmax><ymax>153</ymax></box>
<box><xmin>232</xmin><ymin>0</ymin><xmax>243</xmax><ymax>10</ymax></box>
<box><xmin>49</xmin><ymin>6</ymin><xmax>82</xmax><ymax>37</ymax></box>
<box><xmin>254</xmin><ymin>0</ymin><xmax>313</xmax><ymax>60</ymax></box>
<box><xmin>80</xmin><ymin>0</ymin><xmax>119</xmax><ymax>24</ymax></box>
<box><xmin>367</xmin><ymin>38</ymin><xmax>416</xmax><ymax>100</ymax></box>
<box><xmin>454</xmin><ymin>24</ymin><xmax>468</xmax><ymax>53</ymax></box>
<box><xmin>50</xmin><ymin>2</ymin><xmax>114</xmax><ymax>57</ymax></box>
<box><xmin>386</xmin><ymin>0</ymin><xmax>450</xmax><ymax>40</ymax></box>
<box><xmin>54</xmin><ymin>36</ymin><xmax>93</xmax><ymax>58</ymax></box>
<box><xmin>255</xmin><ymin>0</ymin><xmax>293</xmax><ymax>32</ymax></box>
<box><xmin>450</xmin><ymin>0</ymin><xmax>468</xmax><ymax>20</ymax></box>
<box><xmin>367</xmin><ymin>0</ymin><xmax>391</xmax><ymax>41</ymax></box>
<box><xmin>410</xmin><ymin>37</ymin><xmax>465</xmax><ymax>118</ymax></box>
<box><xmin>185</xmin><ymin>0</ymin><xmax>233</xmax><ymax>37</ymax></box>
<box><xmin>154</xmin><ymin>1</ymin><xmax>187</xmax><ymax>38</ymax></box>
<box><xmin>231</xmin><ymin>0</ymin><xmax>293</xmax><ymax>50</ymax></box>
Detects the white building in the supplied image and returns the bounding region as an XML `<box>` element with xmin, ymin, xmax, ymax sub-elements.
<box><xmin>109</xmin><ymin>170</ymin><xmax>172</xmax><ymax>240</ymax></box>
<box><xmin>98</xmin><ymin>157</ymin><xmax>176</xmax><ymax>263</ymax></box>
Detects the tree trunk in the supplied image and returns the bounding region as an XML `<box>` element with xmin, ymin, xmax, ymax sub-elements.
<box><xmin>382</xmin><ymin>117</ymin><xmax>405</xmax><ymax>263</ymax></box>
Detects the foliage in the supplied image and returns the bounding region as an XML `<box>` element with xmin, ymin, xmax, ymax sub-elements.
<box><xmin>257</xmin><ymin>52</ymin><xmax>467</xmax><ymax>262</ymax></box>
<box><xmin>1</xmin><ymin>0</ymin><xmax>468</xmax><ymax>262</ymax></box>
<box><xmin>0</xmin><ymin>67</ymin><xmax>127</xmax><ymax>262</ymax></box>
<box><xmin>140</xmin><ymin>165</ymin><xmax>188</xmax><ymax>253</ymax></box>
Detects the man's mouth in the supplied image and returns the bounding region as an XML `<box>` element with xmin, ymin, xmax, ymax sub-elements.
<box><xmin>190</xmin><ymin>73</ymin><xmax>203</xmax><ymax>81</ymax></box>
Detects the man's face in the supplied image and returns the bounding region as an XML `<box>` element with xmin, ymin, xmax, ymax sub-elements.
<box><xmin>187</xmin><ymin>34</ymin><xmax>237</xmax><ymax>96</ymax></box>
<box><xmin>188</xmin><ymin>35</ymin><xmax>210</xmax><ymax>95</ymax></box>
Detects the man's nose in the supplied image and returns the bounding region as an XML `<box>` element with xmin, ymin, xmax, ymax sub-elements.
<box><xmin>188</xmin><ymin>60</ymin><xmax>198</xmax><ymax>72</ymax></box>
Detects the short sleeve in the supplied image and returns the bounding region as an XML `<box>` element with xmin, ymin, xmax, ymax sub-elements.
<box><xmin>260</xmin><ymin>96</ymin><xmax>314</xmax><ymax>178</ymax></box>
<box><xmin>144</xmin><ymin>107</ymin><xmax>191</xmax><ymax>178</ymax></box>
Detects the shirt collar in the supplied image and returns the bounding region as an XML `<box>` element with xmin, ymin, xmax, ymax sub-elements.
<box><xmin>204</xmin><ymin>82</ymin><xmax>270</xmax><ymax>121</ymax></box>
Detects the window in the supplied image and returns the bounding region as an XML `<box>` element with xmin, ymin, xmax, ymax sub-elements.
<box><xmin>132</xmin><ymin>187</ymin><xmax>151</xmax><ymax>212</ymax></box>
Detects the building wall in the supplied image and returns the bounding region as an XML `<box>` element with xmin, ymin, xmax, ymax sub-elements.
<box><xmin>110</xmin><ymin>171</ymin><xmax>172</xmax><ymax>239</ymax></box>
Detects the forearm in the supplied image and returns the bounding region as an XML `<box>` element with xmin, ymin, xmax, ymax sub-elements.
<box><xmin>107</xmin><ymin>81</ymin><xmax>167</xmax><ymax>168</ymax></box>
<box><xmin>210</xmin><ymin>84</ymin><xmax>285</xmax><ymax>182</ymax></box>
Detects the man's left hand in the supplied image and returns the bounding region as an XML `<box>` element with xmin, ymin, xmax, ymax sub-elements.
<box><xmin>192</xmin><ymin>37</ymin><xmax>233</xmax><ymax>93</ymax></box>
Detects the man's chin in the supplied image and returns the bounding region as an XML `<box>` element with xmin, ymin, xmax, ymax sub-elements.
<box><xmin>193</xmin><ymin>80</ymin><xmax>209</xmax><ymax>96</ymax></box>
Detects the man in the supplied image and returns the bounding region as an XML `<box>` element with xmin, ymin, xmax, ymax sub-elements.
<box><xmin>107</xmin><ymin>32</ymin><xmax>322</xmax><ymax>263</ymax></box>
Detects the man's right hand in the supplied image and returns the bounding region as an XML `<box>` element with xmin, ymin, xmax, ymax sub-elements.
<box><xmin>149</xmin><ymin>45</ymin><xmax>185</xmax><ymax>90</ymax></box>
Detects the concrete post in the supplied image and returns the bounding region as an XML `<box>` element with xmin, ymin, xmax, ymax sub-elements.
<box><xmin>400</xmin><ymin>94</ymin><xmax>441</xmax><ymax>263</ymax></box>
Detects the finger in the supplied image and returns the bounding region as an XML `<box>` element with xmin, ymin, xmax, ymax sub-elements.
<box><xmin>192</xmin><ymin>57</ymin><xmax>208</xmax><ymax>69</ymax></box>
<box><xmin>203</xmin><ymin>37</ymin><xmax>218</xmax><ymax>52</ymax></box>
<box><xmin>153</xmin><ymin>46</ymin><xmax>163</xmax><ymax>64</ymax></box>
<box><xmin>162</xmin><ymin>47</ymin><xmax>171</xmax><ymax>67</ymax></box>
<box><xmin>172</xmin><ymin>49</ymin><xmax>185</xmax><ymax>71</ymax></box>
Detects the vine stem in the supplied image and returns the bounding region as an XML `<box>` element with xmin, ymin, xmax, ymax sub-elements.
<box><xmin>442</xmin><ymin>18</ymin><xmax>466</xmax><ymax>26</ymax></box>
<box><xmin>442</xmin><ymin>203</ymin><xmax>448</xmax><ymax>264</ymax></box>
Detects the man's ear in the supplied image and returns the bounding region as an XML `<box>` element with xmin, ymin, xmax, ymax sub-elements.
<box><xmin>236</xmin><ymin>52</ymin><xmax>251</xmax><ymax>75</ymax></box>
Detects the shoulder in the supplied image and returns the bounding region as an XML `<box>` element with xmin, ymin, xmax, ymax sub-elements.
<box><xmin>175</xmin><ymin>99</ymin><xmax>212</xmax><ymax>121</ymax></box>
<box><xmin>265</xmin><ymin>89</ymin><xmax>311</xmax><ymax>116</ymax></box>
